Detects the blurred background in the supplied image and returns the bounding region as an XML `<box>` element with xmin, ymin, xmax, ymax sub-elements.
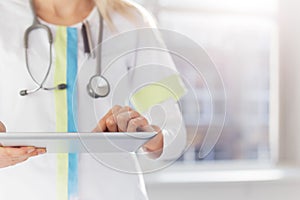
<box><xmin>132</xmin><ymin>0</ymin><xmax>300</xmax><ymax>199</ymax></box>
<box><xmin>135</xmin><ymin>0</ymin><xmax>274</xmax><ymax>162</ymax></box>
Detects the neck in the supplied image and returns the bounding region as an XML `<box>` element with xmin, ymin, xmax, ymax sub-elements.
<box><xmin>33</xmin><ymin>0</ymin><xmax>95</xmax><ymax>26</ymax></box>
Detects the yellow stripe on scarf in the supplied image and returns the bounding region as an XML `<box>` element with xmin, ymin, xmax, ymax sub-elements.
<box><xmin>54</xmin><ymin>26</ymin><xmax>68</xmax><ymax>200</ymax></box>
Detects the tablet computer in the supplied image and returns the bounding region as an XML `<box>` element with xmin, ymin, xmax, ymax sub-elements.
<box><xmin>0</xmin><ymin>132</ymin><xmax>157</xmax><ymax>153</ymax></box>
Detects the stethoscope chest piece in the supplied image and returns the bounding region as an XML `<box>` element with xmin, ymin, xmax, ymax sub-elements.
<box><xmin>87</xmin><ymin>75</ymin><xmax>110</xmax><ymax>98</ymax></box>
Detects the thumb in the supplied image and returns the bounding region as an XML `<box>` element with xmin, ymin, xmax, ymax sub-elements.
<box><xmin>0</xmin><ymin>121</ymin><xmax>6</xmax><ymax>132</ymax></box>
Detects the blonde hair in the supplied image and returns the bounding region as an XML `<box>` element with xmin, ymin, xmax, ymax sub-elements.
<box><xmin>93</xmin><ymin>0</ymin><xmax>156</xmax><ymax>30</ymax></box>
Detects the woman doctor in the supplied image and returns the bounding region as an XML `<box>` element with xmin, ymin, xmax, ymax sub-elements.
<box><xmin>0</xmin><ymin>0</ymin><xmax>186</xmax><ymax>199</ymax></box>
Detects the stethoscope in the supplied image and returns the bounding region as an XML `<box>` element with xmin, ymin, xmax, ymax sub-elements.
<box><xmin>20</xmin><ymin>0</ymin><xmax>110</xmax><ymax>98</ymax></box>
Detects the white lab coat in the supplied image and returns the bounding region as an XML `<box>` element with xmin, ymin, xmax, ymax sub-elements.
<box><xmin>0</xmin><ymin>0</ymin><xmax>186</xmax><ymax>200</ymax></box>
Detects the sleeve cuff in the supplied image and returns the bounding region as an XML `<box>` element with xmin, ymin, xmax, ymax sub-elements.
<box><xmin>138</xmin><ymin>126</ymin><xmax>186</xmax><ymax>161</ymax></box>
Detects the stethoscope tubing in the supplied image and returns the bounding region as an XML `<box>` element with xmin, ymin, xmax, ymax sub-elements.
<box><xmin>22</xmin><ymin>0</ymin><xmax>110</xmax><ymax>98</ymax></box>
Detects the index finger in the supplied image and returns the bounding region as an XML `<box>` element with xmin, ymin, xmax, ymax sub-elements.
<box><xmin>4</xmin><ymin>146</ymin><xmax>36</xmax><ymax>156</ymax></box>
<box><xmin>93</xmin><ymin>105</ymin><xmax>122</xmax><ymax>132</ymax></box>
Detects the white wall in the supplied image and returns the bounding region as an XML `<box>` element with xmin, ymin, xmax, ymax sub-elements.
<box><xmin>144</xmin><ymin>165</ymin><xmax>300</xmax><ymax>200</ymax></box>
<box><xmin>146</xmin><ymin>181</ymin><xmax>300</xmax><ymax>200</ymax></box>
<box><xmin>278</xmin><ymin>0</ymin><xmax>300</xmax><ymax>165</ymax></box>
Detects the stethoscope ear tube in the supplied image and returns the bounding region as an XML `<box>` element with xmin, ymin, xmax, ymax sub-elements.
<box><xmin>57</xmin><ymin>84</ymin><xmax>67</xmax><ymax>90</ymax></box>
<box><xmin>23</xmin><ymin>0</ymin><xmax>110</xmax><ymax>98</ymax></box>
<box><xmin>24</xmin><ymin>24</ymin><xmax>53</xmax><ymax>48</ymax></box>
<box><xmin>22</xmin><ymin>23</ymin><xmax>56</xmax><ymax>96</ymax></box>
<box><xmin>19</xmin><ymin>83</ymin><xmax>67</xmax><ymax>96</ymax></box>
<box><xmin>19</xmin><ymin>86</ymin><xmax>41</xmax><ymax>96</ymax></box>
<box><xmin>20</xmin><ymin>90</ymin><xmax>28</xmax><ymax>96</ymax></box>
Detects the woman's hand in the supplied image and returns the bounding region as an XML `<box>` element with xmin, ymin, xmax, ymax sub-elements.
<box><xmin>0</xmin><ymin>121</ymin><xmax>5</xmax><ymax>132</ymax></box>
<box><xmin>93</xmin><ymin>106</ymin><xmax>164</xmax><ymax>155</ymax></box>
<box><xmin>0</xmin><ymin>146</ymin><xmax>46</xmax><ymax>168</ymax></box>
<box><xmin>0</xmin><ymin>121</ymin><xmax>46</xmax><ymax>168</ymax></box>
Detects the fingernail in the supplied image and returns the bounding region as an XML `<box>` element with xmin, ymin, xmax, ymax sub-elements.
<box><xmin>37</xmin><ymin>149</ymin><xmax>46</xmax><ymax>155</ymax></box>
<box><xmin>27</xmin><ymin>147</ymin><xmax>35</xmax><ymax>154</ymax></box>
